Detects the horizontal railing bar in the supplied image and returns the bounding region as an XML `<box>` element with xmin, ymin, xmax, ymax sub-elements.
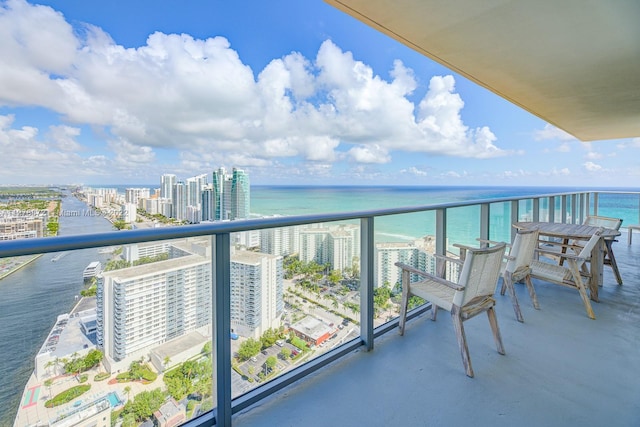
<box><xmin>2</xmin><ymin>190</ymin><xmax>629</xmax><ymax>258</ymax></box>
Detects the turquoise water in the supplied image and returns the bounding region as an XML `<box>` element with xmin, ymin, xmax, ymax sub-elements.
<box><xmin>107</xmin><ymin>392</ymin><xmax>122</xmax><ymax>407</ymax></box>
<box><xmin>251</xmin><ymin>186</ymin><xmax>640</xmax><ymax>249</ymax></box>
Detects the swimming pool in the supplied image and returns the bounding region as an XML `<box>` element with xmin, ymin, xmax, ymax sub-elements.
<box><xmin>107</xmin><ymin>392</ymin><xmax>123</xmax><ymax>407</ymax></box>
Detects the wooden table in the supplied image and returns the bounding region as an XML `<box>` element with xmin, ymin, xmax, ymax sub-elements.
<box><xmin>513</xmin><ymin>222</ymin><xmax>621</xmax><ymax>302</ymax></box>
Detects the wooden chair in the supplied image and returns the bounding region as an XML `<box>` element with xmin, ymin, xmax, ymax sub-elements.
<box><xmin>540</xmin><ymin>215</ymin><xmax>622</xmax><ymax>285</ymax></box>
<box><xmin>530</xmin><ymin>228</ymin><xmax>604</xmax><ymax>319</ymax></box>
<box><xmin>396</xmin><ymin>243</ymin><xmax>507</xmax><ymax>377</ymax></box>
<box><xmin>458</xmin><ymin>229</ymin><xmax>540</xmax><ymax>323</ymax></box>
<box><xmin>498</xmin><ymin>228</ymin><xmax>540</xmax><ymax>322</ymax></box>
<box><xmin>583</xmin><ymin>216</ymin><xmax>622</xmax><ymax>285</ymax></box>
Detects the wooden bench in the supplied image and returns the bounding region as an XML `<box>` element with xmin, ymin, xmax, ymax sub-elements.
<box><xmin>628</xmin><ymin>225</ymin><xmax>640</xmax><ymax>245</ymax></box>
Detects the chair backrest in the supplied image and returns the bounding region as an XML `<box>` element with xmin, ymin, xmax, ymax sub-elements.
<box><xmin>505</xmin><ymin>228</ymin><xmax>539</xmax><ymax>277</ymax></box>
<box><xmin>574</xmin><ymin>228</ymin><xmax>604</xmax><ymax>269</ymax></box>
<box><xmin>584</xmin><ymin>215</ymin><xmax>622</xmax><ymax>231</ymax></box>
<box><xmin>455</xmin><ymin>243</ymin><xmax>506</xmax><ymax>307</ymax></box>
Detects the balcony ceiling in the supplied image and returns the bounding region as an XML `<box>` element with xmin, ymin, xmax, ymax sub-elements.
<box><xmin>324</xmin><ymin>0</ymin><xmax>640</xmax><ymax>141</ymax></box>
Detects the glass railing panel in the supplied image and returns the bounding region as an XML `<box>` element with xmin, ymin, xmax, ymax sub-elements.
<box><xmin>101</xmin><ymin>236</ymin><xmax>213</xmax><ymax>427</ymax></box>
<box><xmin>538</xmin><ymin>197</ymin><xmax>551</xmax><ymax>222</ymax></box>
<box><xmin>489</xmin><ymin>201</ymin><xmax>512</xmax><ymax>243</ymax></box>
<box><xmin>517</xmin><ymin>199</ymin><xmax>534</xmax><ymax>222</ymax></box>
<box><xmin>231</xmin><ymin>220</ymin><xmax>362</xmax><ymax>398</ymax></box>
<box><xmin>593</xmin><ymin>192</ymin><xmax>640</xmax><ymax>227</ymax></box>
<box><xmin>374</xmin><ymin>211</ymin><xmax>435</xmax><ymax>327</ymax></box>
<box><xmin>447</xmin><ymin>205</ymin><xmax>482</xmax><ymax>252</ymax></box>
<box><xmin>2</xmin><ymin>239</ymin><xmax>215</xmax><ymax>427</ymax></box>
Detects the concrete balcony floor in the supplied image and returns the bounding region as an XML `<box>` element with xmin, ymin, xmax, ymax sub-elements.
<box><xmin>235</xmin><ymin>231</ymin><xmax>640</xmax><ymax>427</ymax></box>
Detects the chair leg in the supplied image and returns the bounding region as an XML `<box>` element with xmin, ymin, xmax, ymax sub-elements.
<box><xmin>605</xmin><ymin>241</ymin><xmax>623</xmax><ymax>285</ymax></box>
<box><xmin>398</xmin><ymin>271</ymin><xmax>410</xmax><ymax>335</ymax></box>
<box><xmin>524</xmin><ymin>275</ymin><xmax>540</xmax><ymax>310</ymax></box>
<box><xmin>568</xmin><ymin>261</ymin><xmax>596</xmax><ymax>320</ymax></box>
<box><xmin>487</xmin><ymin>306</ymin><xmax>505</xmax><ymax>355</ymax></box>
<box><xmin>503</xmin><ymin>272</ymin><xmax>524</xmax><ymax>322</ymax></box>
<box><xmin>451</xmin><ymin>306</ymin><xmax>473</xmax><ymax>377</ymax></box>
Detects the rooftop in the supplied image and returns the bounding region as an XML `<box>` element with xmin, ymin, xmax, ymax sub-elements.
<box><xmin>234</xmin><ymin>230</ymin><xmax>640</xmax><ymax>426</ymax></box>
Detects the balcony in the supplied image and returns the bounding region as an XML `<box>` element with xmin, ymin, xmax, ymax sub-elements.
<box><xmin>234</xmin><ymin>239</ymin><xmax>640</xmax><ymax>426</ymax></box>
<box><xmin>2</xmin><ymin>190</ymin><xmax>639</xmax><ymax>427</ymax></box>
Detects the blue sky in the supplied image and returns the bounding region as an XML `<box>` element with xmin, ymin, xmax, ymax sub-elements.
<box><xmin>1</xmin><ymin>0</ymin><xmax>639</xmax><ymax>187</ymax></box>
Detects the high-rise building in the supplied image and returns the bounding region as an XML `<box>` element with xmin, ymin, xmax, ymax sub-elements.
<box><xmin>212</xmin><ymin>167</ymin><xmax>227</xmax><ymax>220</ymax></box>
<box><xmin>375</xmin><ymin>236</ymin><xmax>440</xmax><ymax>288</ymax></box>
<box><xmin>230</xmin><ymin>250</ymin><xmax>283</xmax><ymax>339</ymax></box>
<box><xmin>97</xmin><ymin>250</ymin><xmax>212</xmax><ymax>373</ymax></box>
<box><xmin>299</xmin><ymin>224</ymin><xmax>359</xmax><ymax>271</ymax></box>
<box><xmin>210</xmin><ymin>167</ymin><xmax>250</xmax><ymax>221</ymax></box>
<box><xmin>172</xmin><ymin>181</ymin><xmax>187</xmax><ymax>221</ymax></box>
<box><xmin>231</xmin><ymin>168</ymin><xmax>250</xmax><ymax>220</ymax></box>
<box><xmin>260</xmin><ymin>220</ymin><xmax>300</xmax><ymax>257</ymax></box>
<box><xmin>201</xmin><ymin>184</ymin><xmax>216</xmax><ymax>222</ymax></box>
<box><xmin>160</xmin><ymin>174</ymin><xmax>176</xmax><ymax>203</ymax></box>
<box><xmin>125</xmin><ymin>188</ymin><xmax>150</xmax><ymax>204</ymax></box>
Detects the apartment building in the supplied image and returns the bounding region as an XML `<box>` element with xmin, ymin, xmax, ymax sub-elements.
<box><xmin>97</xmin><ymin>253</ymin><xmax>212</xmax><ymax>373</ymax></box>
<box><xmin>230</xmin><ymin>250</ymin><xmax>284</xmax><ymax>339</ymax></box>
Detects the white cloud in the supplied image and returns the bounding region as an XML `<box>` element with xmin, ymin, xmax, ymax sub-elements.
<box><xmin>534</xmin><ymin>123</ymin><xmax>577</xmax><ymax>141</ymax></box>
<box><xmin>583</xmin><ymin>162</ymin><xmax>602</xmax><ymax>172</ymax></box>
<box><xmin>48</xmin><ymin>125</ymin><xmax>83</xmax><ymax>152</ymax></box>
<box><xmin>347</xmin><ymin>144</ymin><xmax>390</xmax><ymax>164</ymax></box>
<box><xmin>0</xmin><ymin>0</ymin><xmax>509</xmax><ymax>183</ymax></box>
<box><xmin>585</xmin><ymin>151</ymin><xmax>602</xmax><ymax>160</ymax></box>
<box><xmin>404</xmin><ymin>166</ymin><xmax>428</xmax><ymax>176</ymax></box>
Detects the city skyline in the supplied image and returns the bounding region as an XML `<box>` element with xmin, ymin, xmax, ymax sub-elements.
<box><xmin>1</xmin><ymin>0</ymin><xmax>640</xmax><ymax>188</ymax></box>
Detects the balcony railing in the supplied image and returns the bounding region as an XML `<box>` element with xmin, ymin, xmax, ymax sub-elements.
<box><xmin>2</xmin><ymin>189</ymin><xmax>639</xmax><ymax>427</ymax></box>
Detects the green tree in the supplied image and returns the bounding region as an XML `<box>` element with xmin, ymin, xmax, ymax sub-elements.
<box><xmin>280</xmin><ymin>347</ymin><xmax>292</xmax><ymax>359</ymax></box>
<box><xmin>129</xmin><ymin>388</ymin><xmax>165</xmax><ymax>421</ymax></box>
<box><xmin>202</xmin><ymin>341</ymin><xmax>212</xmax><ymax>356</ymax></box>
<box><xmin>122</xmin><ymin>413</ymin><xmax>137</xmax><ymax>427</ymax></box>
<box><xmin>260</xmin><ymin>328</ymin><xmax>279</xmax><ymax>349</ymax></box>
<box><xmin>328</xmin><ymin>269</ymin><xmax>343</xmax><ymax>286</ymax></box>
<box><xmin>265</xmin><ymin>356</ymin><xmax>277</xmax><ymax>370</ymax></box>
<box><xmin>112</xmin><ymin>220</ymin><xmax>129</xmax><ymax>230</ymax></box>
<box><xmin>123</xmin><ymin>386</ymin><xmax>131</xmax><ymax>402</ymax></box>
<box><xmin>237</xmin><ymin>338</ymin><xmax>261</xmax><ymax>361</ymax></box>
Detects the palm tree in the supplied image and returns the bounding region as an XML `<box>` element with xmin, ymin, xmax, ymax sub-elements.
<box><xmin>123</xmin><ymin>385</ymin><xmax>131</xmax><ymax>402</ymax></box>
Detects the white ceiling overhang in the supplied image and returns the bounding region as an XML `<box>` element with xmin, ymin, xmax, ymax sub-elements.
<box><xmin>324</xmin><ymin>0</ymin><xmax>640</xmax><ymax>141</ymax></box>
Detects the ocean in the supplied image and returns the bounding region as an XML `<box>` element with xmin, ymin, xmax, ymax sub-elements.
<box><xmin>250</xmin><ymin>185</ymin><xmax>640</xmax><ymax>247</ymax></box>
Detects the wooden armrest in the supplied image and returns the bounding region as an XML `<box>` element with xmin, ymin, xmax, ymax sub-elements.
<box><xmin>453</xmin><ymin>243</ymin><xmax>477</xmax><ymax>252</ymax></box>
<box><xmin>476</xmin><ymin>238</ymin><xmax>511</xmax><ymax>247</ymax></box>
<box><xmin>394</xmin><ymin>262</ymin><xmax>464</xmax><ymax>291</ymax></box>
<box><xmin>538</xmin><ymin>240</ymin><xmax>584</xmax><ymax>252</ymax></box>
<box><xmin>434</xmin><ymin>254</ymin><xmax>463</xmax><ymax>266</ymax></box>
<box><xmin>535</xmin><ymin>248</ymin><xmax>589</xmax><ymax>263</ymax></box>
<box><xmin>395</xmin><ymin>262</ymin><xmax>431</xmax><ymax>278</ymax></box>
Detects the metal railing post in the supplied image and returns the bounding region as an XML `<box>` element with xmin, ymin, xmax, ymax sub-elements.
<box><xmin>436</xmin><ymin>208</ymin><xmax>447</xmax><ymax>256</ymax></box>
<box><xmin>213</xmin><ymin>233</ymin><xmax>232</xmax><ymax>427</ymax></box>
<box><xmin>360</xmin><ymin>217</ymin><xmax>374</xmax><ymax>351</ymax></box>
<box><xmin>533</xmin><ymin>198</ymin><xmax>540</xmax><ymax>222</ymax></box>
<box><xmin>510</xmin><ymin>200</ymin><xmax>519</xmax><ymax>242</ymax></box>
<box><xmin>479</xmin><ymin>203</ymin><xmax>490</xmax><ymax>244</ymax></box>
